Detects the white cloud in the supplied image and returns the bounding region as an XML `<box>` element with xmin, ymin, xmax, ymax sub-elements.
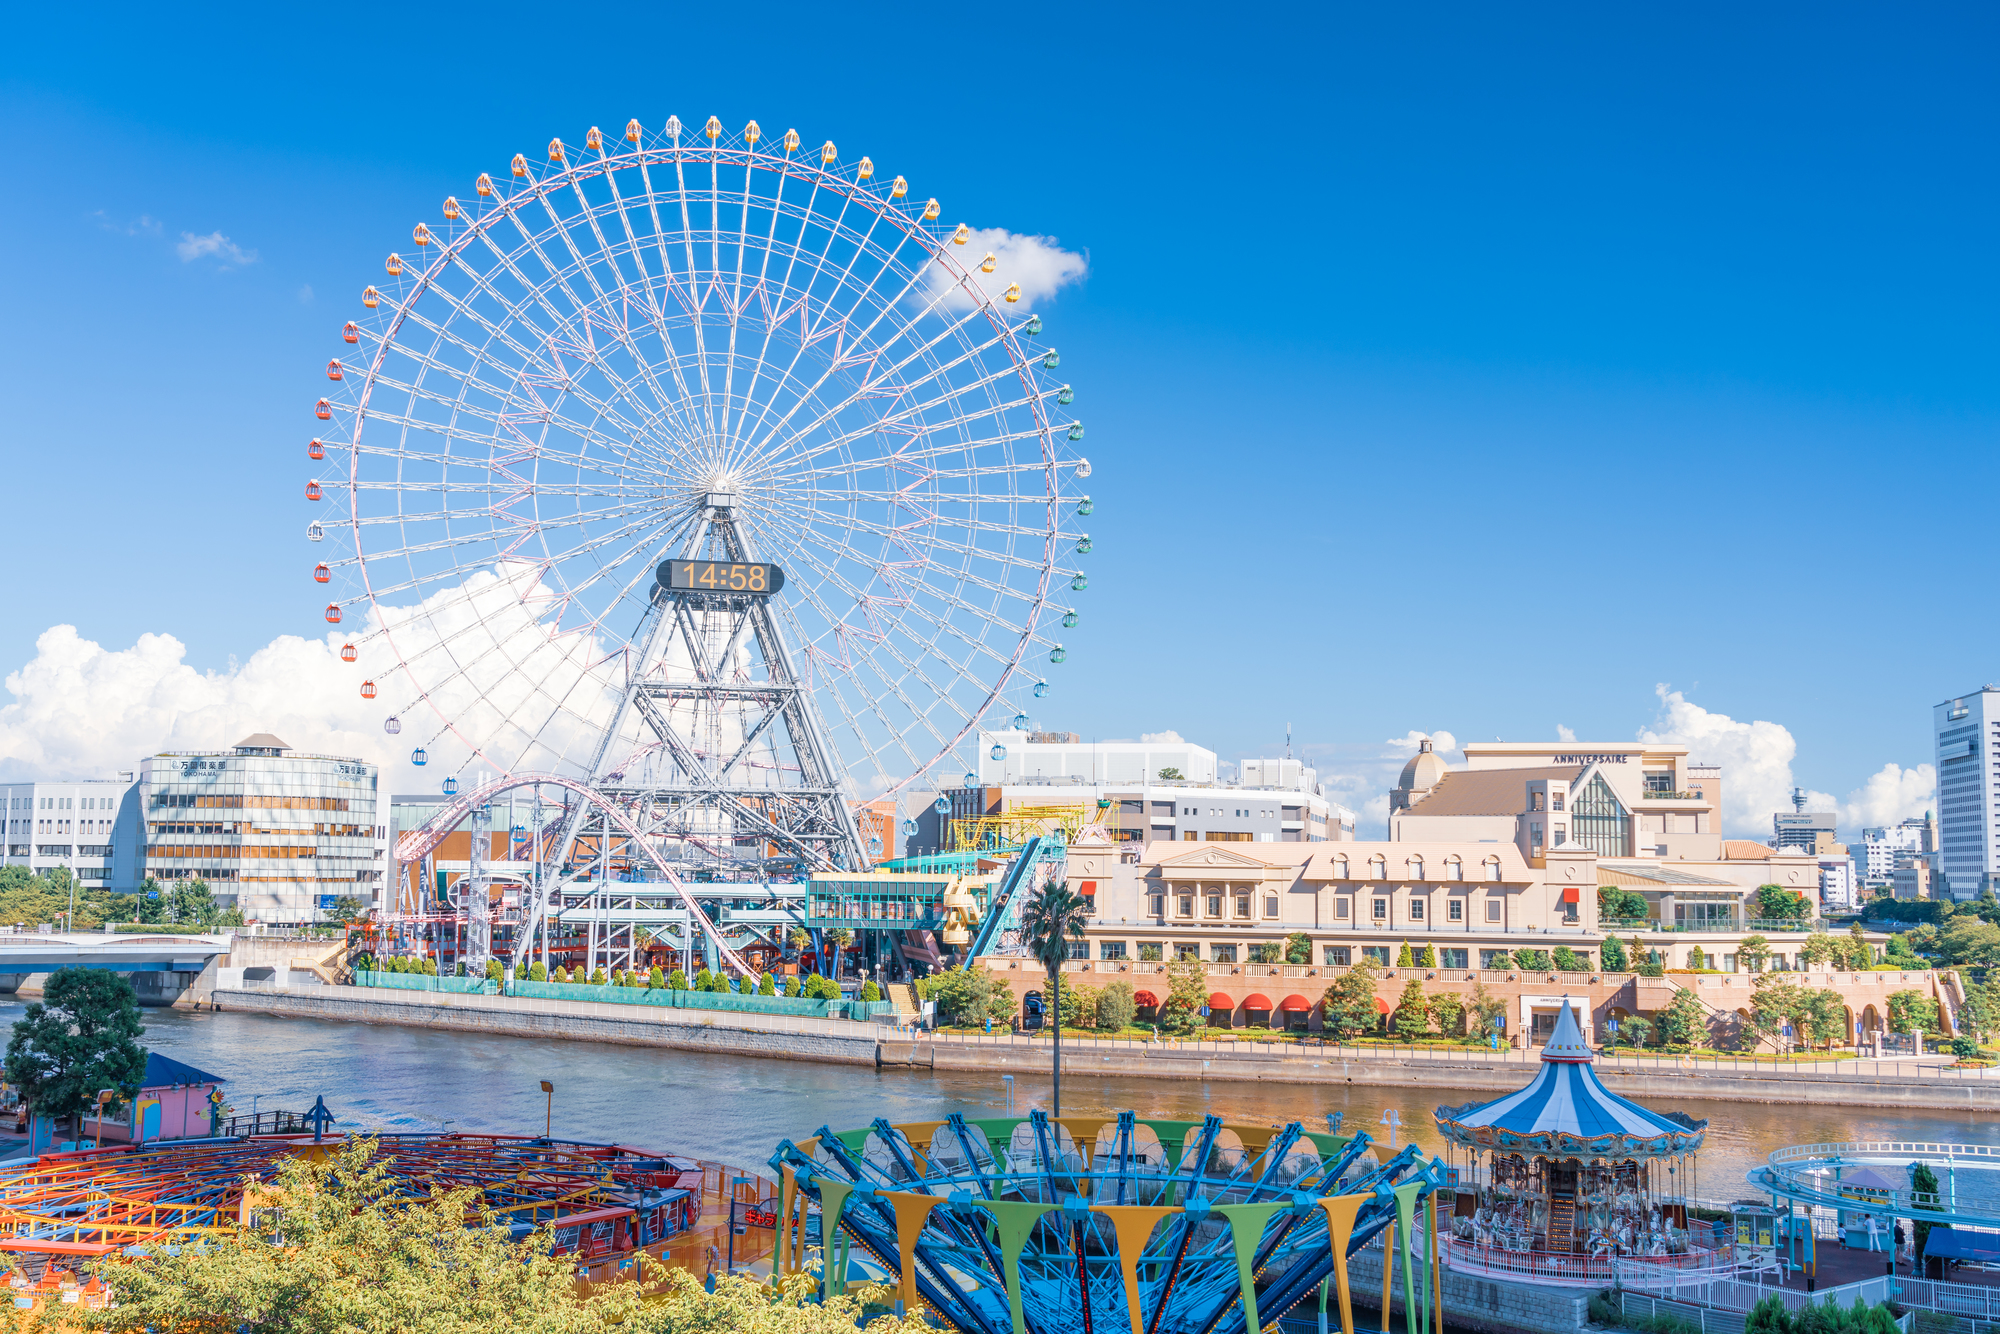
<box><xmin>1556</xmin><ymin>724</ymin><xmax>1577</xmax><ymax>743</ymax></box>
<box><xmin>176</xmin><ymin>231</ymin><xmax>258</xmax><ymax>265</ymax></box>
<box><xmin>1638</xmin><ymin>685</ymin><xmax>1934</xmax><ymax>836</ymax></box>
<box><xmin>1383</xmin><ymin>729</ymin><xmax>1459</xmax><ymax>758</ymax></box>
<box><xmin>297</xmin><ymin>284</ymin><xmax>314</xmax><ymax>303</ymax></box>
<box><xmin>930</xmin><ymin>228</ymin><xmax>1086</xmax><ymax>312</ymax></box>
<box><xmin>1140</xmin><ymin>730</ymin><xmax>1184</xmax><ymax>744</ymax></box>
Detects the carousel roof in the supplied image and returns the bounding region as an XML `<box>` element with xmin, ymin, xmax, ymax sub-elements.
<box><xmin>1434</xmin><ymin>1001</ymin><xmax>1707</xmax><ymax>1158</ymax></box>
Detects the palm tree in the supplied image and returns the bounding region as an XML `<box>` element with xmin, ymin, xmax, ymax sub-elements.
<box><xmin>1017</xmin><ymin>878</ymin><xmax>1092</xmax><ymax>1115</ymax></box>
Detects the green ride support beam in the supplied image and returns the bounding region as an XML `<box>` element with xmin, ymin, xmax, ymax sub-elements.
<box><xmin>975</xmin><ymin>1199</ymin><xmax>1060</xmax><ymax>1334</ymax></box>
<box><xmin>1214</xmin><ymin>1202</ymin><xmax>1289</xmax><ymax>1334</ymax></box>
<box><xmin>1392</xmin><ymin>1181</ymin><xmax>1423</xmax><ymax>1334</ymax></box>
<box><xmin>816</xmin><ymin>1178</ymin><xmax>854</xmax><ymax>1303</ymax></box>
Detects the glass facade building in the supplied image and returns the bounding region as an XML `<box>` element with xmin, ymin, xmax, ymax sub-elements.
<box><xmin>138</xmin><ymin>734</ymin><xmax>384</xmax><ymax>923</ymax></box>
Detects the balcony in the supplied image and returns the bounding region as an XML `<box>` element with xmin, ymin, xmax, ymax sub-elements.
<box><xmin>1599</xmin><ymin>917</ymin><xmax>1823</xmax><ymax>934</ymax></box>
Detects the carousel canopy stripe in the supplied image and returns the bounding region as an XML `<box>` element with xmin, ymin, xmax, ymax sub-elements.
<box><xmin>1434</xmin><ymin>1001</ymin><xmax>1706</xmax><ymax>1155</ymax></box>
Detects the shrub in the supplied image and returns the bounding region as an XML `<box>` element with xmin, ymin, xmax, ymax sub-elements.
<box><xmin>529</xmin><ymin>961</ymin><xmax>547</xmax><ymax>982</ymax></box>
<box><xmin>1430</xmin><ymin>993</ymin><xmax>1466</xmax><ymax>1037</ymax></box>
<box><xmin>649</xmin><ymin>965</ymin><xmax>665</xmax><ymax>989</ymax></box>
<box><xmin>1396</xmin><ymin>942</ymin><xmax>1415</xmax><ymax>967</ymax></box>
<box><xmin>1601</xmin><ymin>937</ymin><xmax>1628</xmax><ymax>971</ymax></box>
<box><xmin>554</xmin><ymin>965</ymin><xmax>570</xmax><ymax>983</ymax></box>
<box><xmin>1097</xmin><ymin>981</ymin><xmax>1137</xmax><ymax>1031</ymax></box>
<box><xmin>1598</xmin><ymin>886</ymin><xmax>1649</xmax><ymax>921</ymax></box>
<box><xmin>1553</xmin><ymin>946</ymin><xmax>1587</xmax><ymax>972</ymax></box>
<box><xmin>759</xmin><ymin>972</ymin><xmax>777</xmax><ymax>996</ymax></box>
<box><xmin>422</xmin><ymin>958</ymin><xmax>438</xmax><ymax>976</ymax></box>
<box><xmin>667</xmin><ymin>968</ymin><xmax>687</xmax><ymax>990</ymax></box>
<box><xmin>1587</xmin><ymin>1291</ymin><xmax>1621</xmax><ymax>1327</ymax></box>
<box><xmin>694</xmin><ymin>968</ymin><xmax>715</xmax><ymax>992</ymax></box>
<box><xmin>590</xmin><ymin>967</ymin><xmax>607</xmax><ymax>986</ymax></box>
<box><xmin>1416</xmin><ymin>944</ymin><xmax>1437</xmax><ymax>968</ymax></box>
<box><xmin>1514</xmin><ymin>948</ymin><xmax>1551</xmax><ymax>972</ymax></box>
<box><xmin>1952</xmin><ymin>1035</ymin><xmax>1979</xmax><ymax>1060</ymax></box>
<box><xmin>1284</xmin><ymin>931</ymin><xmax>1313</xmax><ymax>965</ymax></box>
<box><xmin>860</xmin><ymin>980</ymin><xmax>881</xmax><ymax>1003</ymax></box>
<box><xmin>483</xmin><ymin>959</ymin><xmax>500</xmax><ymax>982</ymax></box>
<box><xmin>1686</xmin><ymin>945</ymin><xmax>1708</xmax><ymax>971</ymax></box>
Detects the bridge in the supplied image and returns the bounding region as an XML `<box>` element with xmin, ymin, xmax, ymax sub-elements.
<box><xmin>0</xmin><ymin>932</ymin><xmax>233</xmax><ymax>974</ymax></box>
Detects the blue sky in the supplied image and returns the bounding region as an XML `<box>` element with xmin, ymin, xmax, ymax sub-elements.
<box><xmin>1</xmin><ymin>3</ymin><xmax>1994</xmax><ymax>833</ymax></box>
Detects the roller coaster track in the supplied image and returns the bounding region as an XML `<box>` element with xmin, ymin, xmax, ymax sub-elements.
<box><xmin>391</xmin><ymin>773</ymin><xmax>756</xmax><ymax>979</ymax></box>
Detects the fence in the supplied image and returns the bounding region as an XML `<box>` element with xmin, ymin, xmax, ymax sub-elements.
<box><xmin>219</xmin><ymin>1109</ymin><xmax>309</xmax><ymax>1136</ymax></box>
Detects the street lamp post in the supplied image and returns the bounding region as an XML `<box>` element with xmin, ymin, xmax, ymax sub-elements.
<box><xmin>539</xmin><ymin>1080</ymin><xmax>554</xmax><ymax>1138</ymax></box>
<box><xmin>726</xmin><ymin>1175</ymin><xmax>751</xmax><ymax>1273</ymax></box>
<box><xmin>92</xmin><ymin>1089</ymin><xmax>113</xmax><ymax>1149</ymax></box>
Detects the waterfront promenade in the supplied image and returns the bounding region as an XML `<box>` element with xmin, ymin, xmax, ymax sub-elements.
<box><xmin>209</xmin><ymin>981</ymin><xmax>2000</xmax><ymax>1111</ymax></box>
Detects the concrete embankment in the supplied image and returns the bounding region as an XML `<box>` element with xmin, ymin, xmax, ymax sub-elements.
<box><xmin>213</xmin><ymin>986</ymin><xmax>2000</xmax><ymax>1111</ymax></box>
<box><xmin>210</xmin><ymin>985</ymin><xmax>880</xmax><ymax>1066</ymax></box>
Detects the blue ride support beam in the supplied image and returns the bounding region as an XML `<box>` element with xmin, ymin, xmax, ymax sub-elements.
<box><xmin>1317</xmin><ymin>1195</ymin><xmax>1369</xmax><ymax>1334</ymax></box>
<box><xmin>1214</xmin><ymin>1203</ymin><xmax>1289</xmax><ymax>1334</ymax></box>
<box><xmin>975</xmin><ymin>1199</ymin><xmax>1059</xmax><ymax>1334</ymax></box>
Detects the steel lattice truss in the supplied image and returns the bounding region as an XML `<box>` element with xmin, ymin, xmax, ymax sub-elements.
<box><xmin>0</xmin><ymin>1134</ymin><xmax>698</xmax><ymax>1257</ymax></box>
<box><xmin>771</xmin><ymin>1112</ymin><xmax>1445</xmax><ymax>1334</ymax></box>
<box><xmin>309</xmin><ymin>115</ymin><xmax>1091</xmax><ymax>831</ymax></box>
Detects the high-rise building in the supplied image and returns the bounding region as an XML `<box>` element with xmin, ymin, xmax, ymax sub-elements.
<box><xmin>1934</xmin><ymin>688</ymin><xmax>2000</xmax><ymax>901</ymax></box>
<box><xmin>1854</xmin><ymin>816</ymin><xmax>1934</xmax><ymax>887</ymax></box>
<box><xmin>138</xmin><ymin>734</ymin><xmax>386</xmax><ymax>923</ymax></box>
<box><xmin>1773</xmin><ymin>789</ymin><xmax>1839</xmax><ymax>855</ymax></box>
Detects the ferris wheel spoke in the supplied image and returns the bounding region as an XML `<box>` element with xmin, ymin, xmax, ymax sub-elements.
<box><xmin>598</xmin><ymin>159</ymin><xmax>720</xmax><ymax>458</ymax></box>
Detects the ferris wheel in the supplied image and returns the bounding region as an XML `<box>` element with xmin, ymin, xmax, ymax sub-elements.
<box><xmin>307</xmin><ymin>115</ymin><xmax>1091</xmax><ymax>833</ymax></box>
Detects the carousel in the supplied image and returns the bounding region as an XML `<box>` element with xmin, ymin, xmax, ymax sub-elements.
<box><xmin>1432</xmin><ymin>1002</ymin><xmax>1714</xmax><ymax>1284</ymax></box>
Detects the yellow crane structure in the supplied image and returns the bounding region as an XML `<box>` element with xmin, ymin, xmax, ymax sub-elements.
<box><xmin>945</xmin><ymin>798</ymin><xmax>1115</xmax><ymax>855</ymax></box>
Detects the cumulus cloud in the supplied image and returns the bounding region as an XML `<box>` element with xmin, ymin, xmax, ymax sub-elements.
<box><xmin>1140</xmin><ymin>730</ymin><xmax>1184</xmax><ymax>744</ymax></box>
<box><xmin>1556</xmin><ymin>724</ymin><xmax>1577</xmax><ymax>744</ymax></box>
<box><xmin>1384</xmin><ymin>729</ymin><xmax>1459</xmax><ymax>758</ymax></box>
<box><xmin>1637</xmin><ymin>685</ymin><xmax>1934</xmax><ymax>835</ymax></box>
<box><xmin>929</xmin><ymin>228</ymin><xmax>1086</xmax><ymax>311</ymax></box>
<box><xmin>0</xmin><ymin>562</ymin><xmax>787</xmax><ymax>794</ymax></box>
<box><xmin>176</xmin><ymin>231</ymin><xmax>258</xmax><ymax>265</ymax></box>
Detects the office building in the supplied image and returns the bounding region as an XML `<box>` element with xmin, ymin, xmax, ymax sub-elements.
<box><xmin>1773</xmin><ymin>792</ymin><xmax>1840</xmax><ymax>856</ymax></box>
<box><xmin>976</xmin><ymin>729</ymin><xmax>1218</xmax><ymax>785</ymax></box>
<box><xmin>0</xmin><ymin>778</ymin><xmax>143</xmax><ymax>892</ymax></box>
<box><xmin>1935</xmin><ymin>688</ymin><xmax>2000</xmax><ymax>900</ymax></box>
<box><xmin>139</xmin><ymin>734</ymin><xmax>386</xmax><ymax>923</ymax></box>
<box><xmin>1854</xmin><ymin>817</ymin><xmax>1934</xmax><ymax>887</ymax></box>
<box><xmin>1818</xmin><ymin>854</ymin><xmax>1857</xmax><ymax>912</ymax></box>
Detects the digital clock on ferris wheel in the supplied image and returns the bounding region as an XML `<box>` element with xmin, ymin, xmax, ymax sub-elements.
<box><xmin>656</xmin><ymin>559</ymin><xmax>786</xmax><ymax>596</ymax></box>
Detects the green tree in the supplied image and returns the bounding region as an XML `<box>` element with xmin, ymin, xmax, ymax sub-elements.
<box><xmin>528</xmin><ymin>961</ymin><xmax>547</xmax><ymax>982</ymax></box>
<box><xmin>1913</xmin><ymin>1162</ymin><xmax>1943</xmax><ymax>1259</ymax></box>
<box><xmin>1158</xmin><ymin>953</ymin><xmax>1210</xmax><ymax>1035</ymax></box>
<box><xmin>3</xmin><ymin>968</ymin><xmax>147</xmax><ymax>1137</ymax></box>
<box><xmin>1097</xmin><ymin>981</ymin><xmax>1137</xmax><ymax>1032</ymax></box>
<box><xmin>1551</xmin><ymin>946</ymin><xmax>1586</xmax><ymax>972</ymax></box>
<box><xmin>1753</xmin><ymin>884</ymin><xmax>1810</xmax><ymax>923</ymax></box>
<box><xmin>1796</xmin><ymin>931</ymin><xmax>1838</xmax><ymax>970</ymax></box>
<box><xmin>325</xmin><ymin>896</ymin><xmax>366</xmax><ymax>927</ymax></box>
<box><xmin>1514</xmin><ymin>948</ymin><xmax>1551</xmax><ymax>972</ymax></box>
<box><xmin>1284</xmin><ymin>931</ymin><xmax>1313</xmax><ymax>965</ymax></box>
<box><xmin>649</xmin><ymin>965</ymin><xmax>665</xmax><ymax>989</ymax></box>
<box><xmin>1392</xmin><ymin>979</ymin><xmax>1431</xmax><ymax>1039</ymax></box>
<box><xmin>1017</xmin><ymin>879</ymin><xmax>1091</xmax><ymax>1111</ymax></box>
<box><xmin>1652</xmin><ymin>989</ymin><xmax>1710</xmax><ymax>1050</ymax></box>
<box><xmin>1322</xmin><ymin>956</ymin><xmax>1383</xmax><ymax>1039</ymax></box>
<box><xmin>1416</xmin><ymin>944</ymin><xmax>1438</xmax><ymax>968</ymax></box>
<box><xmin>590</xmin><ymin>967</ymin><xmax>607</xmax><ymax>986</ymax></box>
<box><xmin>1739</xmin><ymin>935</ymin><xmax>1771</xmax><ymax>972</ymax></box>
<box><xmin>860</xmin><ymin>980</ymin><xmax>881</xmax><ymax>1002</ymax></box>
<box><xmin>1395</xmin><ymin>941</ymin><xmax>1414</xmax><ymax>967</ymax></box>
<box><xmin>1467</xmin><ymin>979</ymin><xmax>1508</xmax><ymax>1041</ymax></box>
<box><xmin>823</xmin><ymin>927</ymin><xmax>853</xmax><ymax>979</ymax></box>
<box><xmin>666</xmin><ymin>968</ymin><xmax>687</xmax><ymax>990</ymax></box>
<box><xmin>1429</xmin><ymin>992</ymin><xmax>1466</xmax><ymax>1038</ymax></box>
<box><xmin>758</xmin><ymin>972</ymin><xmax>777</xmax><ymax>996</ymax></box>
<box><xmin>1612</xmin><ymin>1015</ymin><xmax>1653</xmax><ymax>1049</ymax></box>
<box><xmin>1844</xmin><ymin>923</ymin><xmax>1877</xmax><ymax>969</ymax></box>
<box><xmin>1600</xmin><ymin>936</ymin><xmax>1628</xmax><ymax>971</ymax></box>
<box><xmin>1598</xmin><ymin>886</ymin><xmax>1649</xmax><ymax>922</ymax></box>
<box><xmin>1886</xmin><ymin>933</ymin><xmax>1924</xmax><ymax>968</ymax></box>
<box><xmin>1686</xmin><ymin>945</ymin><xmax>1708</xmax><ymax>970</ymax></box>
<box><xmin>1158</xmin><ymin>767</ymin><xmax>1184</xmax><ymax>780</ymax></box>
<box><xmin>1633</xmin><ymin>938</ymin><xmax>1664</xmax><ymax>977</ymax></box>
<box><xmin>1888</xmin><ymin>990</ymin><xmax>1939</xmax><ymax>1035</ymax></box>
<box><xmin>694</xmin><ymin>967</ymin><xmax>715</xmax><ymax>992</ymax></box>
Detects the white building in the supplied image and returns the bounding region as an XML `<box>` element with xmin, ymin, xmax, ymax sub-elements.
<box><xmin>1817</xmin><ymin>854</ymin><xmax>1857</xmax><ymax>912</ymax></box>
<box><xmin>1854</xmin><ymin>817</ymin><xmax>1933</xmax><ymax>887</ymax></box>
<box><xmin>1935</xmin><ymin>688</ymin><xmax>1999</xmax><ymax>901</ymax></box>
<box><xmin>0</xmin><ymin>778</ymin><xmax>143</xmax><ymax>892</ymax></box>
<box><xmin>976</xmin><ymin>730</ymin><xmax>1218</xmax><ymax>785</ymax></box>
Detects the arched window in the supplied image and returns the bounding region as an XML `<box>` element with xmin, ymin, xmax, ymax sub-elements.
<box><xmin>1446</xmin><ymin>856</ymin><xmax>1464</xmax><ymax>881</ymax></box>
<box><xmin>1408</xmin><ymin>856</ymin><xmax>1426</xmax><ymax>881</ymax></box>
<box><xmin>1369</xmin><ymin>855</ymin><xmax>1387</xmax><ymax>880</ymax></box>
<box><xmin>1332</xmin><ymin>856</ymin><xmax>1350</xmax><ymax>880</ymax></box>
<box><xmin>1484</xmin><ymin>857</ymin><xmax>1502</xmax><ymax>882</ymax></box>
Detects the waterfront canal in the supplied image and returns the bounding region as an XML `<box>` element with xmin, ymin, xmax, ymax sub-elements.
<box><xmin>115</xmin><ymin>1005</ymin><xmax>2000</xmax><ymax>1192</ymax></box>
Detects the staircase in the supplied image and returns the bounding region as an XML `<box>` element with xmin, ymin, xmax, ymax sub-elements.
<box><xmin>1547</xmin><ymin>1195</ymin><xmax>1577</xmax><ymax>1252</ymax></box>
<box><xmin>894</xmin><ymin>982</ymin><xmax>922</xmax><ymax>1018</ymax></box>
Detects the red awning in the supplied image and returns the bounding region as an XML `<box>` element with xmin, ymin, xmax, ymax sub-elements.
<box><xmin>1278</xmin><ymin>994</ymin><xmax>1313</xmax><ymax>1012</ymax></box>
<box><xmin>1373</xmin><ymin>996</ymin><xmax>1391</xmax><ymax>1013</ymax></box>
<box><xmin>1078</xmin><ymin>880</ymin><xmax>1097</xmax><ymax>895</ymax></box>
<box><xmin>1134</xmin><ymin>990</ymin><xmax>1159</xmax><ymax>1006</ymax></box>
<box><xmin>1561</xmin><ymin>885</ymin><xmax>1580</xmax><ymax>903</ymax></box>
<box><xmin>1208</xmin><ymin>992</ymin><xmax>1236</xmax><ymax>1010</ymax></box>
<box><xmin>1241</xmin><ymin>993</ymin><xmax>1274</xmax><ymax>1010</ymax></box>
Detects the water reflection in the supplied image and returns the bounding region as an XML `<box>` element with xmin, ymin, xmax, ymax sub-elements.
<box><xmin>119</xmin><ymin>1007</ymin><xmax>2000</xmax><ymax>1190</ymax></box>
